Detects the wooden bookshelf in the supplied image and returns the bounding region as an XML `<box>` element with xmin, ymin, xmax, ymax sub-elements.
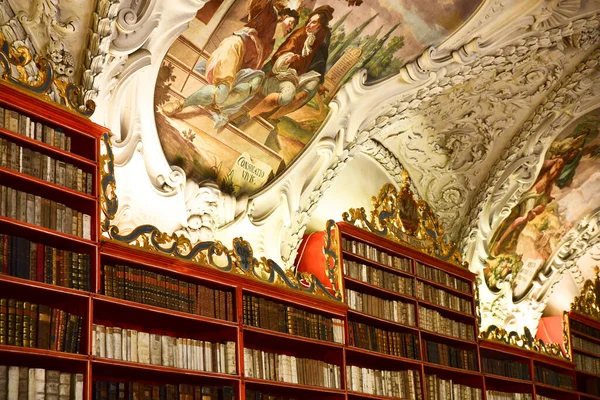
<box><xmin>337</xmin><ymin>222</ymin><xmax>481</xmax><ymax>399</ymax></box>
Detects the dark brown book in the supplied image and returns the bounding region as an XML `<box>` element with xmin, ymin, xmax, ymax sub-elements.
<box><xmin>7</xmin><ymin>299</ymin><xmax>16</xmax><ymax>346</ymax></box>
<box><xmin>0</xmin><ymin>298</ymin><xmax>6</xmax><ymax>345</ymax></box>
<box><xmin>37</xmin><ymin>304</ymin><xmax>51</xmax><ymax>349</ymax></box>
<box><xmin>17</xmin><ymin>367</ymin><xmax>27</xmax><ymax>400</ymax></box>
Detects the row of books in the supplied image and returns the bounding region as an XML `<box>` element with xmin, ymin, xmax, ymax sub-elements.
<box><xmin>344</xmin><ymin>259</ymin><xmax>415</xmax><ymax>296</ymax></box>
<box><xmin>574</xmin><ymin>352</ymin><xmax>600</xmax><ymax>375</ymax></box>
<box><xmin>416</xmin><ymin>262</ymin><xmax>471</xmax><ymax>294</ymax></box>
<box><xmin>423</xmin><ymin>340</ymin><xmax>478</xmax><ymax>371</ymax></box>
<box><xmin>348</xmin><ymin>320</ymin><xmax>420</xmax><ymax>360</ymax></box>
<box><xmin>346</xmin><ymin>288</ymin><xmax>416</xmax><ymax>326</ymax></box>
<box><xmin>1</xmin><ymin>138</ymin><xmax>92</xmax><ymax>194</ymax></box>
<box><xmin>102</xmin><ymin>265</ymin><xmax>234</xmax><ymax>321</ymax></box>
<box><xmin>425</xmin><ymin>375</ymin><xmax>481</xmax><ymax>400</ymax></box>
<box><xmin>92</xmin><ymin>324</ymin><xmax>237</xmax><ymax>374</ymax></box>
<box><xmin>416</xmin><ymin>281</ymin><xmax>472</xmax><ymax>315</ymax></box>
<box><xmin>242</xmin><ymin>295</ymin><xmax>344</xmax><ymax>344</ymax></box>
<box><xmin>0</xmin><ymin>234</ymin><xmax>90</xmax><ymax>290</ymax></box>
<box><xmin>0</xmin><ymin>298</ymin><xmax>82</xmax><ymax>353</ymax></box>
<box><xmin>571</xmin><ymin>320</ymin><xmax>600</xmax><ymax>339</ymax></box>
<box><xmin>0</xmin><ymin>185</ymin><xmax>92</xmax><ymax>240</ymax></box>
<box><xmin>346</xmin><ymin>365</ymin><xmax>422</xmax><ymax>399</ymax></box>
<box><xmin>573</xmin><ymin>334</ymin><xmax>600</xmax><ymax>356</ymax></box>
<box><xmin>534</xmin><ymin>365</ymin><xmax>574</xmax><ymax>389</ymax></box>
<box><xmin>341</xmin><ymin>238</ymin><xmax>411</xmax><ymax>271</ymax></box>
<box><xmin>485</xmin><ymin>392</ymin><xmax>531</xmax><ymax>400</ymax></box>
<box><xmin>93</xmin><ymin>381</ymin><xmax>235</xmax><ymax>400</ymax></box>
<box><xmin>245</xmin><ymin>391</ymin><xmax>294</xmax><ymax>400</ymax></box>
<box><xmin>418</xmin><ymin>306</ymin><xmax>475</xmax><ymax>341</ymax></box>
<box><xmin>243</xmin><ymin>348</ymin><xmax>341</xmax><ymax>389</ymax></box>
<box><xmin>0</xmin><ymin>366</ymin><xmax>83</xmax><ymax>400</ymax></box>
<box><xmin>536</xmin><ymin>396</ymin><xmax>557</xmax><ymax>400</ymax></box>
<box><xmin>481</xmin><ymin>356</ymin><xmax>530</xmax><ymax>380</ymax></box>
<box><xmin>579</xmin><ymin>377</ymin><xmax>600</xmax><ymax>396</ymax></box>
<box><xmin>0</xmin><ymin>107</ymin><xmax>72</xmax><ymax>152</ymax></box>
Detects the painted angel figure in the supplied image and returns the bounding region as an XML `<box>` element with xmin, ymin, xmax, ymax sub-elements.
<box><xmin>161</xmin><ymin>0</ymin><xmax>300</xmax><ymax>128</ymax></box>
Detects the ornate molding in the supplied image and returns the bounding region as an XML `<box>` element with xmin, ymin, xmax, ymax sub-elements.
<box><xmin>480</xmin><ymin>323</ymin><xmax>570</xmax><ymax>360</ymax></box>
<box><xmin>571</xmin><ymin>266</ymin><xmax>600</xmax><ymax>320</ymax></box>
<box><xmin>0</xmin><ymin>30</ymin><xmax>94</xmax><ymax>115</ymax></box>
<box><xmin>101</xmin><ymin>130</ymin><xmax>342</xmax><ymax>302</ymax></box>
<box><xmin>342</xmin><ymin>175</ymin><xmax>465</xmax><ymax>267</ymax></box>
<box><xmin>323</xmin><ymin>220</ymin><xmax>344</xmax><ymax>301</ymax></box>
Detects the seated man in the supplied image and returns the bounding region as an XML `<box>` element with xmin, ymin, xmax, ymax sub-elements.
<box><xmin>162</xmin><ymin>2</ymin><xmax>299</xmax><ymax>129</ymax></box>
<box><xmin>248</xmin><ymin>5</ymin><xmax>333</xmax><ymax>121</ymax></box>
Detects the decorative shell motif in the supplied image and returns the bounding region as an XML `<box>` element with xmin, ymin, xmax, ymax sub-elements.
<box><xmin>342</xmin><ymin>170</ymin><xmax>465</xmax><ymax>267</ymax></box>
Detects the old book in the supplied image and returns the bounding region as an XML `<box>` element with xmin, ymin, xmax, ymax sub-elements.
<box><xmin>58</xmin><ymin>373</ymin><xmax>70</xmax><ymax>400</ymax></box>
<box><xmin>28</xmin><ymin>369</ymin><xmax>45</xmax><ymax>400</ymax></box>
<box><xmin>17</xmin><ymin>367</ymin><xmax>27</xmax><ymax>400</ymax></box>
<box><xmin>6</xmin><ymin>299</ymin><xmax>15</xmax><ymax>346</ymax></box>
<box><xmin>105</xmin><ymin>326</ymin><xmax>114</xmax><ymax>359</ymax></box>
<box><xmin>82</xmin><ymin>214</ymin><xmax>91</xmax><ymax>240</ymax></box>
<box><xmin>149</xmin><ymin>333</ymin><xmax>161</xmax><ymax>365</ymax></box>
<box><xmin>0</xmin><ymin>366</ymin><xmax>6</xmax><ymax>400</ymax></box>
<box><xmin>112</xmin><ymin>327</ymin><xmax>122</xmax><ymax>360</ymax></box>
<box><xmin>7</xmin><ymin>366</ymin><xmax>18</xmax><ymax>400</ymax></box>
<box><xmin>36</xmin><ymin>304</ymin><xmax>50</xmax><ymax>350</ymax></box>
<box><xmin>0</xmin><ymin>299</ymin><xmax>6</xmax><ymax>346</ymax></box>
<box><xmin>73</xmin><ymin>374</ymin><xmax>83</xmax><ymax>400</ymax></box>
<box><xmin>130</xmin><ymin>329</ymin><xmax>138</xmax><ymax>363</ymax></box>
<box><xmin>137</xmin><ymin>331</ymin><xmax>150</xmax><ymax>364</ymax></box>
<box><xmin>97</xmin><ymin>324</ymin><xmax>106</xmax><ymax>357</ymax></box>
<box><xmin>7</xmin><ymin>111</ymin><xmax>19</xmax><ymax>133</ymax></box>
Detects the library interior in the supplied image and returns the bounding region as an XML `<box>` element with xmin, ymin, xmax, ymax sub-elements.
<box><xmin>0</xmin><ymin>0</ymin><xmax>600</xmax><ymax>399</ymax></box>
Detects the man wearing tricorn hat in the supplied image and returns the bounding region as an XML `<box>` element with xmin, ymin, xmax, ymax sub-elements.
<box><xmin>248</xmin><ymin>5</ymin><xmax>335</xmax><ymax>120</ymax></box>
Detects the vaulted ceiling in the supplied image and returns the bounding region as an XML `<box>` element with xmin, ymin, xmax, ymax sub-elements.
<box><xmin>1</xmin><ymin>0</ymin><xmax>599</xmax><ymax>336</ymax></box>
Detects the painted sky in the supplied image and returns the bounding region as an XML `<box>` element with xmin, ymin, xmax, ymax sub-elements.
<box><xmin>313</xmin><ymin>0</ymin><xmax>481</xmax><ymax>62</ymax></box>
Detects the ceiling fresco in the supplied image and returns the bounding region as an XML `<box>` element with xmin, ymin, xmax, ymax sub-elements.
<box><xmin>152</xmin><ymin>0</ymin><xmax>482</xmax><ymax>196</ymax></box>
<box><xmin>484</xmin><ymin>110</ymin><xmax>600</xmax><ymax>299</ymax></box>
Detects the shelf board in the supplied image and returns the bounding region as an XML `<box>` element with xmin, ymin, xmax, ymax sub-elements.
<box><xmin>415</xmin><ymin>275</ymin><xmax>472</xmax><ymax>298</ymax></box>
<box><xmin>0</xmin><ymin>216</ymin><xmax>95</xmax><ymax>247</ymax></box>
<box><xmin>0</xmin><ymin>167</ymin><xmax>95</xmax><ymax>202</ymax></box>
<box><xmin>344</xmin><ymin>276</ymin><xmax>416</xmax><ymax>302</ymax></box>
<box><xmin>347</xmin><ymin>309</ymin><xmax>418</xmax><ymax>333</ymax></box>
<box><xmin>342</xmin><ymin>250</ymin><xmax>413</xmax><ymax>278</ymax></box>
<box><xmin>242</xmin><ymin>325</ymin><xmax>344</xmax><ymax>349</ymax></box>
<box><xmin>416</xmin><ymin>298</ymin><xmax>475</xmax><ymax>319</ymax></box>
<box><xmin>533</xmin><ymin>381</ymin><xmax>578</xmax><ymax>394</ymax></box>
<box><xmin>576</xmin><ymin>368</ymin><xmax>600</xmax><ymax>379</ymax></box>
<box><xmin>0</xmin><ymin>128</ymin><xmax>96</xmax><ymax>167</ymax></box>
<box><xmin>573</xmin><ymin>346</ymin><xmax>600</xmax><ymax>359</ymax></box>
<box><xmin>0</xmin><ymin>344</ymin><xmax>88</xmax><ymax>361</ymax></box>
<box><xmin>346</xmin><ymin>346</ymin><xmax>421</xmax><ymax>366</ymax></box>
<box><xmin>579</xmin><ymin>393</ymin><xmax>600</xmax><ymax>400</ymax></box>
<box><xmin>347</xmin><ymin>391</ymin><xmax>410</xmax><ymax>400</ymax></box>
<box><xmin>572</xmin><ymin>330</ymin><xmax>600</xmax><ymax>347</ymax></box>
<box><xmin>243</xmin><ymin>377</ymin><xmax>345</xmax><ymax>394</ymax></box>
<box><xmin>419</xmin><ymin>329</ymin><xmax>477</xmax><ymax>346</ymax></box>
<box><xmin>482</xmin><ymin>372</ymin><xmax>533</xmax><ymax>384</ymax></box>
<box><xmin>91</xmin><ymin>357</ymin><xmax>239</xmax><ymax>380</ymax></box>
<box><xmin>92</xmin><ymin>294</ymin><xmax>238</xmax><ymax>328</ymax></box>
<box><xmin>422</xmin><ymin>361</ymin><xmax>481</xmax><ymax>376</ymax></box>
<box><xmin>0</xmin><ymin>274</ymin><xmax>91</xmax><ymax>298</ymax></box>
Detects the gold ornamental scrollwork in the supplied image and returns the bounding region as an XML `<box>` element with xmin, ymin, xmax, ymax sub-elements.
<box><xmin>0</xmin><ymin>32</ymin><xmax>94</xmax><ymax>116</ymax></box>
<box><xmin>343</xmin><ymin>171</ymin><xmax>465</xmax><ymax>267</ymax></box>
<box><xmin>99</xmin><ymin>134</ymin><xmax>341</xmax><ymax>302</ymax></box>
<box><xmin>571</xmin><ymin>266</ymin><xmax>600</xmax><ymax>320</ymax></box>
<box><xmin>480</xmin><ymin>325</ymin><xmax>571</xmax><ymax>361</ymax></box>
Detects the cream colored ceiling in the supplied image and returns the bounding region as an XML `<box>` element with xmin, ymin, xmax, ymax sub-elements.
<box><xmin>1</xmin><ymin>0</ymin><xmax>600</xmax><ymax>336</ymax></box>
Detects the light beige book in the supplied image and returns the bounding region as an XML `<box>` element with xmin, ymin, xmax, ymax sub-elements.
<box><xmin>58</xmin><ymin>373</ymin><xmax>70</xmax><ymax>400</ymax></box>
<box><xmin>105</xmin><ymin>326</ymin><xmax>114</xmax><ymax>359</ymax></box>
<box><xmin>160</xmin><ymin>335</ymin><xmax>172</xmax><ymax>367</ymax></box>
<box><xmin>137</xmin><ymin>332</ymin><xmax>150</xmax><ymax>364</ymax></box>
<box><xmin>28</xmin><ymin>368</ymin><xmax>45</xmax><ymax>400</ymax></box>
<box><xmin>112</xmin><ymin>327</ymin><xmax>122</xmax><ymax>361</ymax></box>
<box><xmin>130</xmin><ymin>330</ymin><xmax>138</xmax><ymax>363</ymax></box>
<box><xmin>7</xmin><ymin>367</ymin><xmax>19</xmax><ymax>400</ymax></box>
<box><xmin>45</xmin><ymin>370</ymin><xmax>60</xmax><ymax>400</ymax></box>
<box><xmin>123</xmin><ymin>328</ymin><xmax>130</xmax><ymax>362</ymax></box>
<box><xmin>176</xmin><ymin>338</ymin><xmax>183</xmax><ymax>369</ymax></box>
<box><xmin>97</xmin><ymin>325</ymin><xmax>106</xmax><ymax>358</ymax></box>
<box><xmin>149</xmin><ymin>333</ymin><xmax>161</xmax><ymax>366</ymax></box>
<box><xmin>73</xmin><ymin>374</ymin><xmax>83</xmax><ymax>400</ymax></box>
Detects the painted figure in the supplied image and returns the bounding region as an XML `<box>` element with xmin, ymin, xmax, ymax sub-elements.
<box><xmin>162</xmin><ymin>0</ymin><xmax>300</xmax><ymax>128</ymax></box>
<box><xmin>248</xmin><ymin>5</ymin><xmax>334</xmax><ymax>120</ymax></box>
